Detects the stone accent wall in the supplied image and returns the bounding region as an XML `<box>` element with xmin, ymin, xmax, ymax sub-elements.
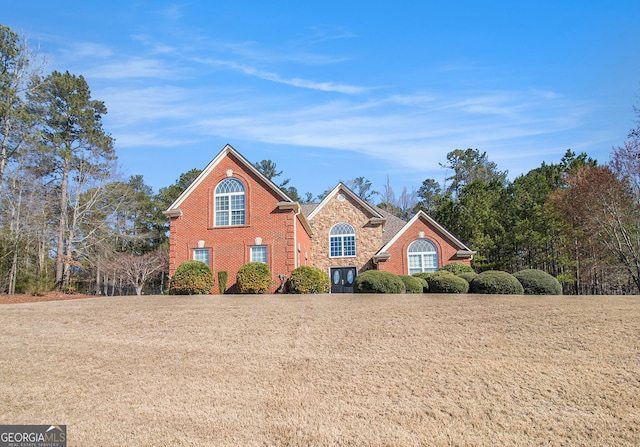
<box><xmin>309</xmin><ymin>188</ymin><xmax>384</xmax><ymax>275</ymax></box>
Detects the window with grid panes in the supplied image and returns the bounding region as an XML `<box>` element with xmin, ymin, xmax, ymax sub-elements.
<box><xmin>407</xmin><ymin>239</ymin><xmax>438</xmax><ymax>274</ymax></box>
<box><xmin>215</xmin><ymin>178</ymin><xmax>245</xmax><ymax>226</ymax></box>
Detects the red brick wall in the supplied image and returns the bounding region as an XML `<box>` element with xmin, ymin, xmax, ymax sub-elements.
<box><xmin>168</xmin><ymin>152</ymin><xmax>308</xmax><ymax>293</ymax></box>
<box><xmin>377</xmin><ymin>215</ymin><xmax>472</xmax><ymax>275</ymax></box>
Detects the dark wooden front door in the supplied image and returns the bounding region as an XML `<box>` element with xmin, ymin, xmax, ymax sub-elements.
<box><xmin>330</xmin><ymin>267</ymin><xmax>357</xmax><ymax>293</ymax></box>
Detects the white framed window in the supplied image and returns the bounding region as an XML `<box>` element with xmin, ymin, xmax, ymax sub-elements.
<box><xmin>408</xmin><ymin>239</ymin><xmax>438</xmax><ymax>274</ymax></box>
<box><xmin>193</xmin><ymin>248</ymin><xmax>210</xmax><ymax>266</ymax></box>
<box><xmin>251</xmin><ymin>246</ymin><xmax>268</xmax><ymax>263</ymax></box>
<box><xmin>215</xmin><ymin>178</ymin><xmax>245</xmax><ymax>226</ymax></box>
<box><xmin>330</xmin><ymin>222</ymin><xmax>356</xmax><ymax>257</ymax></box>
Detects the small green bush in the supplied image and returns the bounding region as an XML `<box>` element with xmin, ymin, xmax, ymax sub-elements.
<box><xmin>169</xmin><ymin>261</ymin><xmax>214</xmax><ymax>295</ymax></box>
<box><xmin>354</xmin><ymin>270</ymin><xmax>406</xmax><ymax>294</ymax></box>
<box><xmin>441</xmin><ymin>262</ymin><xmax>474</xmax><ymax>275</ymax></box>
<box><xmin>399</xmin><ymin>275</ymin><xmax>424</xmax><ymax>293</ymax></box>
<box><xmin>411</xmin><ymin>272</ymin><xmax>431</xmax><ymax>291</ymax></box>
<box><xmin>288</xmin><ymin>266</ymin><xmax>330</xmax><ymax>294</ymax></box>
<box><xmin>426</xmin><ymin>270</ymin><xmax>469</xmax><ymax>293</ymax></box>
<box><xmin>469</xmin><ymin>270</ymin><xmax>524</xmax><ymax>294</ymax></box>
<box><xmin>457</xmin><ymin>272</ymin><xmax>478</xmax><ymax>284</ymax></box>
<box><xmin>513</xmin><ymin>269</ymin><xmax>562</xmax><ymax>295</ymax></box>
<box><xmin>236</xmin><ymin>262</ymin><xmax>272</xmax><ymax>294</ymax></box>
<box><xmin>217</xmin><ymin>271</ymin><xmax>228</xmax><ymax>294</ymax></box>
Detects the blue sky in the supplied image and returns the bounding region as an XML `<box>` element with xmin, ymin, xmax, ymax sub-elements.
<box><xmin>5</xmin><ymin>1</ymin><xmax>640</xmax><ymax>199</ymax></box>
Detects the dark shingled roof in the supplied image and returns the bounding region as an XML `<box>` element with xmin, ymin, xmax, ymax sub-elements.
<box><xmin>371</xmin><ymin>205</ymin><xmax>408</xmax><ymax>245</ymax></box>
<box><xmin>300</xmin><ymin>203</ymin><xmax>319</xmax><ymax>217</ymax></box>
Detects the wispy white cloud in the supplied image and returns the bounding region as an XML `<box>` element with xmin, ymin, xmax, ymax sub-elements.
<box><xmin>194</xmin><ymin>57</ymin><xmax>367</xmax><ymax>94</ymax></box>
<box><xmin>83</xmin><ymin>58</ymin><xmax>182</xmax><ymax>80</ymax></box>
<box><xmin>60</xmin><ymin>41</ymin><xmax>114</xmax><ymax>59</ymax></box>
<box><xmin>184</xmin><ymin>89</ymin><xmax>589</xmax><ymax>175</ymax></box>
<box><xmin>305</xmin><ymin>25</ymin><xmax>359</xmax><ymax>45</ymax></box>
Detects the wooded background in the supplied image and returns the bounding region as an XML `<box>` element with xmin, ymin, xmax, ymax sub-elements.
<box><xmin>2</xmin><ymin>24</ymin><xmax>640</xmax><ymax>296</ymax></box>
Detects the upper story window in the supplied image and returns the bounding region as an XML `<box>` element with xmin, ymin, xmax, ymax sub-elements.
<box><xmin>408</xmin><ymin>238</ymin><xmax>438</xmax><ymax>274</ymax></box>
<box><xmin>330</xmin><ymin>222</ymin><xmax>356</xmax><ymax>257</ymax></box>
<box><xmin>215</xmin><ymin>178</ymin><xmax>245</xmax><ymax>226</ymax></box>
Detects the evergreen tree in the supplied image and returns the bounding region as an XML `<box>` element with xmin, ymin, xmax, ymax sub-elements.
<box><xmin>28</xmin><ymin>70</ymin><xmax>115</xmax><ymax>290</ymax></box>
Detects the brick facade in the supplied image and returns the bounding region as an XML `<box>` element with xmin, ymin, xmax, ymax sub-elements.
<box><xmin>165</xmin><ymin>145</ymin><xmax>473</xmax><ymax>293</ymax></box>
<box><xmin>166</xmin><ymin>147</ymin><xmax>311</xmax><ymax>293</ymax></box>
<box><xmin>376</xmin><ymin>213</ymin><xmax>472</xmax><ymax>275</ymax></box>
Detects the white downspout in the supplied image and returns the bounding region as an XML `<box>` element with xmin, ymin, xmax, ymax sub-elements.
<box><xmin>293</xmin><ymin>207</ymin><xmax>300</xmax><ymax>268</ymax></box>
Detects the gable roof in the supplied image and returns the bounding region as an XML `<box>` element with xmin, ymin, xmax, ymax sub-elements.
<box><xmin>306</xmin><ymin>183</ymin><xmax>386</xmax><ymax>225</ymax></box>
<box><xmin>163</xmin><ymin>144</ymin><xmax>312</xmax><ymax>235</ymax></box>
<box><xmin>376</xmin><ymin>210</ymin><xmax>475</xmax><ymax>258</ymax></box>
<box><xmin>372</xmin><ymin>205</ymin><xmax>408</xmax><ymax>245</ymax></box>
<box><xmin>164</xmin><ymin>144</ymin><xmax>293</xmax><ymax>216</ymax></box>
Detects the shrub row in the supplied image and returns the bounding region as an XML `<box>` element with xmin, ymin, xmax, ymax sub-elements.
<box><xmin>169</xmin><ymin>261</ymin><xmax>562</xmax><ymax>296</ymax></box>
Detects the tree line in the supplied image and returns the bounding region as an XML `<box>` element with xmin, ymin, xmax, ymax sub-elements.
<box><xmin>2</xmin><ymin>23</ymin><xmax>639</xmax><ymax>296</ymax></box>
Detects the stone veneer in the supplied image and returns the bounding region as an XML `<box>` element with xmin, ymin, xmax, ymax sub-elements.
<box><xmin>309</xmin><ymin>188</ymin><xmax>384</xmax><ymax>275</ymax></box>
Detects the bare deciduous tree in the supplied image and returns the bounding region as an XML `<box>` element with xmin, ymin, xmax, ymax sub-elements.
<box><xmin>116</xmin><ymin>249</ymin><xmax>167</xmax><ymax>296</ymax></box>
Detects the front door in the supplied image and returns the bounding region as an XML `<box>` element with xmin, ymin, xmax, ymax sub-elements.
<box><xmin>330</xmin><ymin>267</ymin><xmax>357</xmax><ymax>293</ymax></box>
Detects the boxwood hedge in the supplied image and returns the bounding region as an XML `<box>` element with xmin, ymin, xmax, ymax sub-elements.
<box><xmin>426</xmin><ymin>270</ymin><xmax>469</xmax><ymax>294</ymax></box>
<box><xmin>287</xmin><ymin>266</ymin><xmax>330</xmax><ymax>294</ymax></box>
<box><xmin>399</xmin><ymin>275</ymin><xmax>425</xmax><ymax>293</ymax></box>
<box><xmin>457</xmin><ymin>272</ymin><xmax>478</xmax><ymax>284</ymax></box>
<box><xmin>513</xmin><ymin>269</ymin><xmax>562</xmax><ymax>295</ymax></box>
<box><xmin>469</xmin><ymin>270</ymin><xmax>524</xmax><ymax>294</ymax></box>
<box><xmin>354</xmin><ymin>270</ymin><xmax>406</xmax><ymax>293</ymax></box>
<box><xmin>169</xmin><ymin>260</ymin><xmax>214</xmax><ymax>295</ymax></box>
<box><xmin>441</xmin><ymin>262</ymin><xmax>474</xmax><ymax>275</ymax></box>
<box><xmin>236</xmin><ymin>262</ymin><xmax>272</xmax><ymax>294</ymax></box>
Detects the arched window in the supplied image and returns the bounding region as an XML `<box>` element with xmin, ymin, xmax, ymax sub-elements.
<box><xmin>215</xmin><ymin>178</ymin><xmax>245</xmax><ymax>226</ymax></box>
<box><xmin>408</xmin><ymin>239</ymin><xmax>438</xmax><ymax>274</ymax></box>
<box><xmin>330</xmin><ymin>222</ymin><xmax>356</xmax><ymax>257</ymax></box>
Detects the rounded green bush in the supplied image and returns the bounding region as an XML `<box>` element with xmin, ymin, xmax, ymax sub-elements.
<box><xmin>354</xmin><ymin>270</ymin><xmax>406</xmax><ymax>294</ymax></box>
<box><xmin>426</xmin><ymin>270</ymin><xmax>469</xmax><ymax>293</ymax></box>
<box><xmin>441</xmin><ymin>262</ymin><xmax>474</xmax><ymax>275</ymax></box>
<box><xmin>399</xmin><ymin>275</ymin><xmax>424</xmax><ymax>293</ymax></box>
<box><xmin>288</xmin><ymin>266</ymin><xmax>330</xmax><ymax>294</ymax></box>
<box><xmin>236</xmin><ymin>262</ymin><xmax>272</xmax><ymax>294</ymax></box>
<box><xmin>411</xmin><ymin>272</ymin><xmax>431</xmax><ymax>291</ymax></box>
<box><xmin>457</xmin><ymin>272</ymin><xmax>478</xmax><ymax>284</ymax></box>
<box><xmin>513</xmin><ymin>269</ymin><xmax>562</xmax><ymax>295</ymax></box>
<box><xmin>469</xmin><ymin>270</ymin><xmax>524</xmax><ymax>294</ymax></box>
<box><xmin>169</xmin><ymin>260</ymin><xmax>214</xmax><ymax>295</ymax></box>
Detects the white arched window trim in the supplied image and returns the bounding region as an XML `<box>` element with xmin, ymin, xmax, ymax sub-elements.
<box><xmin>214</xmin><ymin>178</ymin><xmax>245</xmax><ymax>226</ymax></box>
<box><xmin>329</xmin><ymin>222</ymin><xmax>356</xmax><ymax>257</ymax></box>
<box><xmin>408</xmin><ymin>238</ymin><xmax>438</xmax><ymax>274</ymax></box>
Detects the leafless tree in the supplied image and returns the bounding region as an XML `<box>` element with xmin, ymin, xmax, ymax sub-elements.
<box><xmin>116</xmin><ymin>249</ymin><xmax>167</xmax><ymax>296</ymax></box>
<box><xmin>551</xmin><ymin>163</ymin><xmax>640</xmax><ymax>293</ymax></box>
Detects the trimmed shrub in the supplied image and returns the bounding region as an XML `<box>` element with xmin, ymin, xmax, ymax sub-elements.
<box><xmin>469</xmin><ymin>270</ymin><xmax>524</xmax><ymax>294</ymax></box>
<box><xmin>288</xmin><ymin>266</ymin><xmax>330</xmax><ymax>294</ymax></box>
<box><xmin>217</xmin><ymin>271</ymin><xmax>228</xmax><ymax>294</ymax></box>
<box><xmin>354</xmin><ymin>270</ymin><xmax>406</xmax><ymax>294</ymax></box>
<box><xmin>236</xmin><ymin>262</ymin><xmax>272</xmax><ymax>294</ymax></box>
<box><xmin>441</xmin><ymin>262</ymin><xmax>474</xmax><ymax>275</ymax></box>
<box><xmin>399</xmin><ymin>275</ymin><xmax>424</xmax><ymax>293</ymax></box>
<box><xmin>169</xmin><ymin>261</ymin><xmax>214</xmax><ymax>295</ymax></box>
<box><xmin>513</xmin><ymin>269</ymin><xmax>562</xmax><ymax>295</ymax></box>
<box><xmin>426</xmin><ymin>270</ymin><xmax>469</xmax><ymax>294</ymax></box>
<box><xmin>457</xmin><ymin>272</ymin><xmax>478</xmax><ymax>284</ymax></box>
<box><xmin>411</xmin><ymin>272</ymin><xmax>431</xmax><ymax>291</ymax></box>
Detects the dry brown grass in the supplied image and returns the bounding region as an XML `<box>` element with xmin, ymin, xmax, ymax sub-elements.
<box><xmin>1</xmin><ymin>293</ymin><xmax>639</xmax><ymax>446</ymax></box>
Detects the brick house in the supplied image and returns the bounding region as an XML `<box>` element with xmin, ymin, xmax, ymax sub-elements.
<box><xmin>164</xmin><ymin>144</ymin><xmax>474</xmax><ymax>293</ymax></box>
